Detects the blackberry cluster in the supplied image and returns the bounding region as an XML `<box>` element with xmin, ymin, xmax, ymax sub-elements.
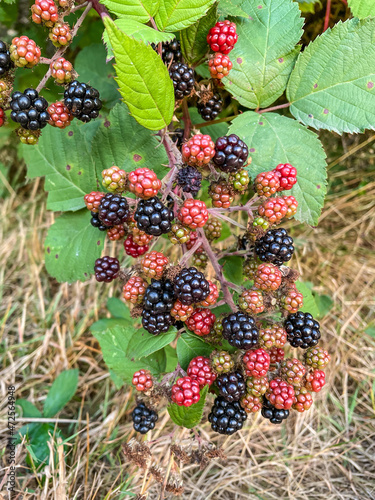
<box><xmin>213</xmin><ymin>134</ymin><xmax>249</xmax><ymax>173</ymax></box>
<box><xmin>208</xmin><ymin>396</ymin><xmax>247</xmax><ymax>435</ymax></box>
<box><xmin>216</xmin><ymin>371</ymin><xmax>246</xmax><ymax>402</ymax></box>
<box><xmin>142</xmin><ymin>279</ymin><xmax>175</xmax><ymax>334</ymax></box>
<box><xmin>285</xmin><ymin>312</ymin><xmax>321</xmax><ymax>349</ymax></box>
<box><xmin>177</xmin><ymin>166</ymin><xmax>202</xmax><ymax>197</ymax></box>
<box><xmin>160</xmin><ymin>39</ymin><xmax>182</xmax><ymax>64</ymax></box>
<box><xmin>261</xmin><ymin>397</ymin><xmax>290</xmax><ymax>424</ymax></box>
<box><xmin>134</xmin><ymin>196</ymin><xmax>174</xmax><ymax>236</ymax></box>
<box><xmin>132</xmin><ymin>403</ymin><xmax>158</xmax><ymax>434</ymax></box>
<box><xmin>98</xmin><ymin>194</ymin><xmax>129</xmax><ymax>227</ymax></box>
<box><xmin>255</xmin><ymin>228</ymin><xmax>294</xmax><ymax>266</ymax></box>
<box><xmin>197</xmin><ymin>93</ymin><xmax>223</xmax><ymax>121</ymax></box>
<box><xmin>94</xmin><ymin>256</ymin><xmax>120</xmax><ymax>283</ymax></box>
<box><xmin>174</xmin><ymin>267</ymin><xmax>210</xmax><ymax>305</ymax></box>
<box><xmin>0</xmin><ymin>41</ymin><xmax>12</xmax><ymax>76</ymax></box>
<box><xmin>222</xmin><ymin>312</ymin><xmax>259</xmax><ymax>350</ymax></box>
<box><xmin>90</xmin><ymin>212</ymin><xmax>108</xmax><ymax>231</ymax></box>
<box><xmin>64</xmin><ymin>80</ymin><xmax>102</xmax><ymax>122</ymax></box>
<box><xmin>10</xmin><ymin>89</ymin><xmax>49</xmax><ymax>130</ymax></box>
<box><xmin>169</xmin><ymin>62</ymin><xmax>195</xmax><ymax>100</ymax></box>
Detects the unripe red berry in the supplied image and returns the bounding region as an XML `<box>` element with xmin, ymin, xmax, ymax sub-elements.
<box><xmin>292</xmin><ymin>387</ymin><xmax>313</xmax><ymax>412</ymax></box>
<box><xmin>177</xmin><ymin>199</ymin><xmax>209</xmax><ymax>229</ymax></box>
<box><xmin>266</xmin><ymin>377</ymin><xmax>295</xmax><ymax>410</ymax></box>
<box><xmin>124</xmin><ymin>234</ymin><xmax>149</xmax><ymax>258</ymax></box>
<box><xmin>209</xmin><ymin>179</ymin><xmax>234</xmax><ymax>209</ymax></box>
<box><xmin>254</xmin><ymin>171</ymin><xmax>280</xmax><ymax>197</ymax></box>
<box><xmin>283</xmin><ymin>195</ymin><xmax>298</xmax><ymax>219</ymax></box>
<box><xmin>208</xmin><ymin>53</ymin><xmax>232</xmax><ymax>79</ymax></box>
<box><xmin>181</xmin><ymin>134</ymin><xmax>215</xmax><ymax>168</ymax></box>
<box><xmin>254</xmin><ymin>263</ymin><xmax>282</xmax><ymax>291</ymax></box>
<box><xmin>238</xmin><ymin>289</ymin><xmax>264</xmax><ymax>315</ymax></box>
<box><xmin>171</xmin><ymin>300</ymin><xmax>194</xmax><ymax>322</ymax></box>
<box><xmin>47</xmin><ymin>101</ymin><xmax>73</xmax><ymax>129</ymax></box>
<box><xmin>305</xmin><ymin>369</ymin><xmax>326</xmax><ymax>392</ymax></box>
<box><xmin>84</xmin><ymin>191</ymin><xmax>105</xmax><ymax>213</ymax></box>
<box><xmin>207</xmin><ymin>20</ymin><xmax>238</xmax><ymax>54</ymax></box>
<box><xmin>10</xmin><ymin>36</ymin><xmax>41</xmax><ymax>68</ymax></box>
<box><xmin>132</xmin><ymin>369</ymin><xmax>153</xmax><ymax>392</ymax></box>
<box><xmin>304</xmin><ymin>346</ymin><xmax>331</xmax><ymax>370</ymax></box>
<box><xmin>185</xmin><ymin>307</ymin><xmax>216</xmax><ymax>336</ymax></box>
<box><xmin>31</xmin><ymin>0</ymin><xmax>58</xmax><ymax>27</ymax></box>
<box><xmin>273</xmin><ymin>163</ymin><xmax>297</xmax><ymax>191</ymax></box>
<box><xmin>240</xmin><ymin>394</ymin><xmax>262</xmax><ymax>413</ymax></box>
<box><xmin>171</xmin><ymin>376</ymin><xmax>200</xmax><ymax>407</ymax></box>
<box><xmin>49</xmin><ymin>22</ymin><xmax>72</xmax><ymax>47</ymax></box>
<box><xmin>123</xmin><ymin>276</ymin><xmax>147</xmax><ymax>304</ymax></box>
<box><xmin>258</xmin><ymin>197</ymin><xmax>288</xmax><ymax>224</ymax></box>
<box><xmin>50</xmin><ymin>57</ymin><xmax>74</xmax><ymax>84</ymax></box>
<box><xmin>279</xmin><ymin>358</ymin><xmax>306</xmax><ymax>387</ymax></box>
<box><xmin>242</xmin><ymin>348</ymin><xmax>270</xmax><ymax>377</ymax></box>
<box><xmin>128</xmin><ymin>168</ymin><xmax>161</xmax><ymax>199</ymax></box>
<box><xmin>187</xmin><ymin>356</ymin><xmax>216</xmax><ymax>387</ymax></box>
<box><xmin>141</xmin><ymin>251</ymin><xmax>169</xmax><ymax>279</ymax></box>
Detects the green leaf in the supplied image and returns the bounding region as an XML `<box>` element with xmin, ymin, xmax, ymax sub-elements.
<box><xmin>127</xmin><ymin>328</ymin><xmax>177</xmax><ymax>359</ymax></box>
<box><xmin>313</xmin><ymin>293</ymin><xmax>333</xmax><ymax>319</ymax></box>
<box><xmin>106</xmin><ymin>297</ymin><xmax>132</xmax><ymax>320</ymax></box>
<box><xmin>155</xmin><ymin>0</ymin><xmax>216</xmax><ymax>31</ymax></box>
<box><xmin>295</xmin><ymin>281</ymin><xmax>319</xmax><ymax>318</ymax></box>
<box><xmin>176</xmin><ymin>331</ymin><xmax>214</xmax><ymax>370</ymax></box>
<box><xmin>101</xmin><ymin>0</ymin><xmax>159</xmax><ymax>22</ymax></box>
<box><xmin>229</xmin><ymin>112</ymin><xmax>327</xmax><ymax>225</ymax></box>
<box><xmin>74</xmin><ymin>44</ymin><xmax>120</xmax><ymax>107</ymax></box>
<box><xmin>287</xmin><ymin>18</ymin><xmax>375</xmax><ymax>134</ymax></box>
<box><xmin>218</xmin><ymin>0</ymin><xmax>249</xmax><ymax>18</ymax></box>
<box><xmin>104</xmin><ymin>17</ymin><xmax>174</xmax><ymax>130</ymax></box>
<box><xmin>219</xmin><ymin>255</ymin><xmax>243</xmax><ymax>284</ymax></box>
<box><xmin>103</xmin><ymin>19</ymin><xmax>175</xmax><ymax>60</ymax></box>
<box><xmin>189</xmin><ymin>107</ymin><xmax>229</xmax><ymax>140</ymax></box>
<box><xmin>25</xmin><ymin>423</ymin><xmax>62</xmax><ymax>467</ymax></box>
<box><xmin>93</xmin><ymin>325</ymin><xmax>167</xmax><ymax>384</ymax></box>
<box><xmin>43</xmin><ymin>369</ymin><xmax>79</xmax><ymax>417</ymax></box>
<box><xmin>167</xmin><ymin>385</ymin><xmax>209</xmax><ymax>428</ymax></box>
<box><xmin>16</xmin><ymin>400</ymin><xmax>42</xmax><ymax>418</ymax></box>
<box><xmin>45</xmin><ymin>210</ymin><xmax>105</xmax><ymax>283</ymax></box>
<box><xmin>92</xmin><ymin>104</ymin><xmax>169</xmax><ymax>180</ymax></box>
<box><xmin>223</xmin><ymin>0</ymin><xmax>303</xmax><ymax>109</ymax></box>
<box><xmin>23</xmin><ymin>123</ymin><xmax>96</xmax><ymax>212</ymax></box>
<box><xmin>90</xmin><ymin>317</ymin><xmax>133</xmax><ymax>333</ymax></box>
<box><xmin>347</xmin><ymin>0</ymin><xmax>375</xmax><ymax>18</ymax></box>
<box><xmin>180</xmin><ymin>3</ymin><xmax>218</xmax><ymax>66</ymax></box>
<box><xmin>165</xmin><ymin>344</ymin><xmax>179</xmax><ymax>372</ymax></box>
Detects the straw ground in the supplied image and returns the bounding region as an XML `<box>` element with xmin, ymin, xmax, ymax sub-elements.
<box><xmin>0</xmin><ymin>131</ymin><xmax>375</xmax><ymax>499</ymax></box>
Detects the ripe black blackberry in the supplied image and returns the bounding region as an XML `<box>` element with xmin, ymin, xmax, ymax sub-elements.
<box><xmin>90</xmin><ymin>212</ymin><xmax>109</xmax><ymax>231</ymax></box>
<box><xmin>171</xmin><ymin>127</ymin><xmax>184</xmax><ymax>149</ymax></box>
<box><xmin>197</xmin><ymin>93</ymin><xmax>223</xmax><ymax>121</ymax></box>
<box><xmin>142</xmin><ymin>310</ymin><xmax>174</xmax><ymax>335</ymax></box>
<box><xmin>134</xmin><ymin>196</ymin><xmax>173</xmax><ymax>236</ymax></box>
<box><xmin>222</xmin><ymin>312</ymin><xmax>259</xmax><ymax>350</ymax></box>
<box><xmin>208</xmin><ymin>396</ymin><xmax>247</xmax><ymax>435</ymax></box>
<box><xmin>177</xmin><ymin>166</ymin><xmax>202</xmax><ymax>197</ymax></box>
<box><xmin>255</xmin><ymin>228</ymin><xmax>294</xmax><ymax>266</ymax></box>
<box><xmin>213</xmin><ymin>134</ymin><xmax>249</xmax><ymax>173</ymax></box>
<box><xmin>143</xmin><ymin>279</ymin><xmax>175</xmax><ymax>313</ymax></box>
<box><xmin>64</xmin><ymin>80</ymin><xmax>102</xmax><ymax>122</ymax></box>
<box><xmin>98</xmin><ymin>193</ymin><xmax>129</xmax><ymax>227</ymax></box>
<box><xmin>174</xmin><ymin>267</ymin><xmax>210</xmax><ymax>305</ymax></box>
<box><xmin>284</xmin><ymin>311</ymin><xmax>321</xmax><ymax>349</ymax></box>
<box><xmin>132</xmin><ymin>403</ymin><xmax>158</xmax><ymax>434</ymax></box>
<box><xmin>169</xmin><ymin>62</ymin><xmax>194</xmax><ymax>100</ymax></box>
<box><xmin>216</xmin><ymin>371</ymin><xmax>246</xmax><ymax>402</ymax></box>
<box><xmin>0</xmin><ymin>41</ymin><xmax>12</xmax><ymax>76</ymax></box>
<box><xmin>261</xmin><ymin>397</ymin><xmax>289</xmax><ymax>424</ymax></box>
<box><xmin>10</xmin><ymin>89</ymin><xmax>49</xmax><ymax>130</ymax></box>
<box><xmin>161</xmin><ymin>39</ymin><xmax>182</xmax><ymax>64</ymax></box>
<box><xmin>94</xmin><ymin>256</ymin><xmax>120</xmax><ymax>283</ymax></box>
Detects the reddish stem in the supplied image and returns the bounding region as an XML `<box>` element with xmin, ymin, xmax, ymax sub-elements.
<box><xmin>256</xmin><ymin>102</ymin><xmax>291</xmax><ymax>114</ymax></box>
<box><xmin>324</xmin><ymin>0</ymin><xmax>332</xmax><ymax>32</ymax></box>
<box><xmin>91</xmin><ymin>0</ymin><xmax>110</xmax><ymax>18</ymax></box>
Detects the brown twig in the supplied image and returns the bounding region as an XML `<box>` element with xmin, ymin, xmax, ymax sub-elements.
<box><xmin>182</xmin><ymin>98</ymin><xmax>192</xmax><ymax>140</ymax></box>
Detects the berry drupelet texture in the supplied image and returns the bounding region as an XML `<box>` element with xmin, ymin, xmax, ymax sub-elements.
<box><xmin>177</xmin><ymin>166</ymin><xmax>202</xmax><ymax>197</ymax></box>
<box><xmin>10</xmin><ymin>89</ymin><xmax>49</xmax><ymax>130</ymax></box>
<box><xmin>132</xmin><ymin>403</ymin><xmax>158</xmax><ymax>434</ymax></box>
<box><xmin>0</xmin><ymin>41</ymin><xmax>13</xmax><ymax>76</ymax></box>
<box><xmin>132</xmin><ymin>369</ymin><xmax>153</xmax><ymax>392</ymax></box>
<box><xmin>174</xmin><ymin>267</ymin><xmax>210</xmax><ymax>305</ymax></box>
<box><xmin>124</xmin><ymin>235</ymin><xmax>149</xmax><ymax>257</ymax></box>
<box><xmin>64</xmin><ymin>80</ymin><xmax>102</xmax><ymax>122</ymax></box>
<box><xmin>285</xmin><ymin>312</ymin><xmax>321</xmax><ymax>349</ymax></box>
<box><xmin>208</xmin><ymin>396</ymin><xmax>247</xmax><ymax>435</ymax></box>
<box><xmin>187</xmin><ymin>356</ymin><xmax>216</xmax><ymax>387</ymax></box>
<box><xmin>207</xmin><ymin>20</ymin><xmax>238</xmax><ymax>54</ymax></box>
<box><xmin>261</xmin><ymin>397</ymin><xmax>290</xmax><ymax>424</ymax></box>
<box><xmin>171</xmin><ymin>376</ymin><xmax>200</xmax><ymax>407</ymax></box>
<box><xmin>185</xmin><ymin>307</ymin><xmax>216</xmax><ymax>336</ymax></box>
<box><xmin>169</xmin><ymin>62</ymin><xmax>195</xmax><ymax>100</ymax></box>
<box><xmin>216</xmin><ymin>371</ymin><xmax>246</xmax><ymax>402</ymax></box>
<box><xmin>98</xmin><ymin>193</ymin><xmax>129</xmax><ymax>227</ymax></box>
<box><xmin>197</xmin><ymin>92</ymin><xmax>223</xmax><ymax>121</ymax></box>
<box><xmin>213</xmin><ymin>134</ymin><xmax>249</xmax><ymax>173</ymax></box>
<box><xmin>94</xmin><ymin>256</ymin><xmax>120</xmax><ymax>283</ymax></box>
<box><xmin>90</xmin><ymin>212</ymin><xmax>108</xmax><ymax>231</ymax></box>
<box><xmin>123</xmin><ymin>276</ymin><xmax>147</xmax><ymax>304</ymax></box>
<box><xmin>160</xmin><ymin>39</ymin><xmax>182</xmax><ymax>64</ymax></box>
<box><xmin>222</xmin><ymin>312</ymin><xmax>259</xmax><ymax>350</ymax></box>
<box><xmin>255</xmin><ymin>228</ymin><xmax>295</xmax><ymax>266</ymax></box>
<box><xmin>134</xmin><ymin>196</ymin><xmax>174</xmax><ymax>236</ymax></box>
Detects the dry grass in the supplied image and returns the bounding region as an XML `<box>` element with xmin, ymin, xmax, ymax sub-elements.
<box><xmin>1</xmin><ymin>132</ymin><xmax>375</xmax><ymax>500</ymax></box>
